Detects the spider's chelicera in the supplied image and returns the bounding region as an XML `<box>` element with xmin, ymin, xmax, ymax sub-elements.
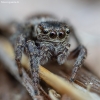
<box><xmin>12</xmin><ymin>15</ymin><xmax>87</xmax><ymax>95</ymax></box>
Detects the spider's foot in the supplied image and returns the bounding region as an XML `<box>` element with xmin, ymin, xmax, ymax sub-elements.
<box><xmin>69</xmin><ymin>78</ymin><xmax>75</xmax><ymax>83</ymax></box>
<box><xmin>19</xmin><ymin>71</ymin><xmax>23</xmax><ymax>77</ymax></box>
<box><xmin>16</xmin><ymin>60</ymin><xmax>23</xmax><ymax>77</ymax></box>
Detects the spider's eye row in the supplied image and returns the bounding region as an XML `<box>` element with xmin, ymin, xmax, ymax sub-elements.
<box><xmin>49</xmin><ymin>31</ymin><xmax>57</xmax><ymax>39</ymax></box>
<box><xmin>59</xmin><ymin>31</ymin><xmax>65</xmax><ymax>39</ymax></box>
<box><xmin>66</xmin><ymin>29</ymin><xmax>70</xmax><ymax>34</ymax></box>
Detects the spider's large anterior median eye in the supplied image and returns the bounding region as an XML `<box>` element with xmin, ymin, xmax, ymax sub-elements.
<box><xmin>49</xmin><ymin>31</ymin><xmax>57</xmax><ymax>39</ymax></box>
<box><xmin>59</xmin><ymin>31</ymin><xmax>65</xmax><ymax>39</ymax></box>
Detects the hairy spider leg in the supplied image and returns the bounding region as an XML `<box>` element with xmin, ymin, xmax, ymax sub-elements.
<box><xmin>26</xmin><ymin>40</ymin><xmax>40</xmax><ymax>95</ymax></box>
<box><xmin>15</xmin><ymin>34</ymin><xmax>25</xmax><ymax>77</ymax></box>
<box><xmin>69</xmin><ymin>45</ymin><xmax>87</xmax><ymax>82</ymax></box>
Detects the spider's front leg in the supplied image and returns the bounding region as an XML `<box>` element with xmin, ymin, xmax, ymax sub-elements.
<box><xmin>26</xmin><ymin>40</ymin><xmax>40</xmax><ymax>95</ymax></box>
<box><xmin>26</xmin><ymin>41</ymin><xmax>52</xmax><ymax>95</ymax></box>
<box><xmin>70</xmin><ymin>45</ymin><xmax>87</xmax><ymax>82</ymax></box>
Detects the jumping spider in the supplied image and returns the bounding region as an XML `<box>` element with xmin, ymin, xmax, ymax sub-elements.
<box><xmin>12</xmin><ymin>15</ymin><xmax>87</xmax><ymax>96</ymax></box>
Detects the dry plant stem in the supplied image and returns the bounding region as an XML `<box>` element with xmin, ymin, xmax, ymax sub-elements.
<box><xmin>49</xmin><ymin>89</ymin><xmax>61</xmax><ymax>100</ymax></box>
<box><xmin>0</xmin><ymin>37</ymin><xmax>93</xmax><ymax>100</ymax></box>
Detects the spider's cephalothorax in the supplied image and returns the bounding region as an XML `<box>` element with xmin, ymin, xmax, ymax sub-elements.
<box><xmin>33</xmin><ymin>21</ymin><xmax>71</xmax><ymax>66</ymax></box>
<box><xmin>35</xmin><ymin>21</ymin><xmax>70</xmax><ymax>42</ymax></box>
<box><xmin>14</xmin><ymin>15</ymin><xmax>87</xmax><ymax>96</ymax></box>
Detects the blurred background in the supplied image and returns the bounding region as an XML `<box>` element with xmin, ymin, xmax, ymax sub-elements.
<box><xmin>0</xmin><ymin>0</ymin><xmax>100</xmax><ymax>99</ymax></box>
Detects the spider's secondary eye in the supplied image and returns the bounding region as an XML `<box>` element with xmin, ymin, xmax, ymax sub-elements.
<box><xmin>66</xmin><ymin>29</ymin><xmax>70</xmax><ymax>34</ymax></box>
<box><xmin>37</xmin><ymin>24</ymin><xmax>44</xmax><ymax>33</ymax></box>
<box><xmin>49</xmin><ymin>31</ymin><xmax>57</xmax><ymax>39</ymax></box>
<box><xmin>43</xmin><ymin>29</ymin><xmax>48</xmax><ymax>34</ymax></box>
<box><xmin>59</xmin><ymin>31</ymin><xmax>65</xmax><ymax>39</ymax></box>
